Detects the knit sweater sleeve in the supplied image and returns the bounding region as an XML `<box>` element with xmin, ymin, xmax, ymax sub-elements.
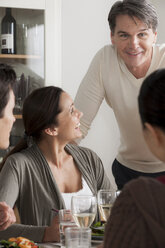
<box><xmin>74</xmin><ymin>47</ymin><xmax>105</xmax><ymax>138</ymax></box>
<box><xmin>0</xmin><ymin>157</ymin><xmax>19</xmax><ymax>207</ymax></box>
<box><xmin>0</xmin><ymin>224</ymin><xmax>46</xmax><ymax>242</ymax></box>
<box><xmin>0</xmin><ymin>156</ymin><xmax>46</xmax><ymax>242</ymax></box>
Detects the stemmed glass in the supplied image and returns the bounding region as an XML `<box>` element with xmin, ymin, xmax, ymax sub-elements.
<box><xmin>97</xmin><ymin>189</ymin><xmax>116</xmax><ymax>223</ymax></box>
<box><xmin>71</xmin><ymin>195</ymin><xmax>97</xmax><ymax>228</ymax></box>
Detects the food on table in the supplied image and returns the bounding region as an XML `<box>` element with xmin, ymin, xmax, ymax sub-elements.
<box><xmin>0</xmin><ymin>237</ymin><xmax>39</xmax><ymax>248</ymax></box>
<box><xmin>91</xmin><ymin>221</ymin><xmax>105</xmax><ymax>237</ymax></box>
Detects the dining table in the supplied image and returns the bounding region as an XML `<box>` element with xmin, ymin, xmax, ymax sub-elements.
<box><xmin>39</xmin><ymin>240</ymin><xmax>102</xmax><ymax>248</ymax></box>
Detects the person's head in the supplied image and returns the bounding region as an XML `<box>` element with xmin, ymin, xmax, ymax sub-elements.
<box><xmin>138</xmin><ymin>69</ymin><xmax>165</xmax><ymax>162</ymax></box>
<box><xmin>23</xmin><ymin>86</ymin><xmax>83</xmax><ymax>143</ymax></box>
<box><xmin>108</xmin><ymin>0</ymin><xmax>158</xmax><ymax>35</ymax></box>
<box><xmin>103</xmin><ymin>177</ymin><xmax>165</xmax><ymax>248</ymax></box>
<box><xmin>108</xmin><ymin>0</ymin><xmax>157</xmax><ymax>73</ymax></box>
<box><xmin>0</xmin><ymin>63</ymin><xmax>16</xmax><ymax>149</ymax></box>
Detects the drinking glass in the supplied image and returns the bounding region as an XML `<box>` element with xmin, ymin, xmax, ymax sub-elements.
<box><xmin>97</xmin><ymin>189</ymin><xmax>116</xmax><ymax>222</ymax></box>
<box><xmin>71</xmin><ymin>195</ymin><xmax>97</xmax><ymax>228</ymax></box>
<box><xmin>59</xmin><ymin>209</ymin><xmax>77</xmax><ymax>247</ymax></box>
<box><xmin>65</xmin><ymin>227</ymin><xmax>91</xmax><ymax>248</ymax></box>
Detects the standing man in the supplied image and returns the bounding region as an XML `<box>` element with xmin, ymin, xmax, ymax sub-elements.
<box><xmin>74</xmin><ymin>0</ymin><xmax>165</xmax><ymax>189</ymax></box>
<box><xmin>0</xmin><ymin>64</ymin><xmax>16</xmax><ymax>229</ymax></box>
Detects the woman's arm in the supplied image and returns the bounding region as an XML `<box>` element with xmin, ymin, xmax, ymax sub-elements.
<box><xmin>0</xmin><ymin>223</ymin><xmax>46</xmax><ymax>242</ymax></box>
<box><xmin>0</xmin><ymin>156</ymin><xmax>60</xmax><ymax>242</ymax></box>
<box><xmin>0</xmin><ymin>158</ymin><xmax>19</xmax><ymax>208</ymax></box>
<box><xmin>43</xmin><ymin>215</ymin><xmax>60</xmax><ymax>242</ymax></box>
<box><xmin>0</xmin><ymin>202</ymin><xmax>16</xmax><ymax>230</ymax></box>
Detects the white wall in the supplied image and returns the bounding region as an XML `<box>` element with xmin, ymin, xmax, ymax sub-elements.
<box><xmin>151</xmin><ymin>0</ymin><xmax>165</xmax><ymax>44</ymax></box>
<box><xmin>61</xmin><ymin>0</ymin><xmax>119</xmax><ymax>189</ymax></box>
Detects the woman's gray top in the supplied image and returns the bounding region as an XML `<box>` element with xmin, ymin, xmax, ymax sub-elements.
<box><xmin>0</xmin><ymin>144</ymin><xmax>110</xmax><ymax>241</ymax></box>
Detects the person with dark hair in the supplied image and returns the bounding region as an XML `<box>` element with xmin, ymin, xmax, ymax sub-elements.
<box><xmin>103</xmin><ymin>176</ymin><xmax>165</xmax><ymax>248</ymax></box>
<box><xmin>74</xmin><ymin>0</ymin><xmax>165</xmax><ymax>190</ymax></box>
<box><xmin>0</xmin><ymin>63</ymin><xmax>16</xmax><ymax>230</ymax></box>
<box><xmin>102</xmin><ymin>68</ymin><xmax>165</xmax><ymax>248</ymax></box>
<box><xmin>138</xmin><ymin>68</ymin><xmax>165</xmax><ymax>185</ymax></box>
<box><xmin>0</xmin><ymin>63</ymin><xmax>16</xmax><ymax>149</ymax></box>
<box><xmin>138</xmin><ymin>68</ymin><xmax>165</xmax><ymax>162</ymax></box>
<box><xmin>0</xmin><ymin>86</ymin><xmax>111</xmax><ymax>242</ymax></box>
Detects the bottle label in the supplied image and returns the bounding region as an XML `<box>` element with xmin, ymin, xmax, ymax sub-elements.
<box><xmin>1</xmin><ymin>34</ymin><xmax>13</xmax><ymax>49</ymax></box>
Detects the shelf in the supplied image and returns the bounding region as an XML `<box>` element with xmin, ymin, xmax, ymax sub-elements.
<box><xmin>0</xmin><ymin>54</ymin><xmax>41</xmax><ymax>59</ymax></box>
<box><xmin>14</xmin><ymin>114</ymin><xmax>22</xmax><ymax>119</ymax></box>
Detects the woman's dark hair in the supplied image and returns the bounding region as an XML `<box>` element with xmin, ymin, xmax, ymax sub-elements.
<box><xmin>138</xmin><ymin>69</ymin><xmax>165</xmax><ymax>133</ymax></box>
<box><xmin>108</xmin><ymin>0</ymin><xmax>158</xmax><ymax>35</ymax></box>
<box><xmin>23</xmin><ymin>86</ymin><xmax>63</xmax><ymax>139</ymax></box>
<box><xmin>0</xmin><ymin>63</ymin><xmax>16</xmax><ymax>118</ymax></box>
<box><xmin>0</xmin><ymin>86</ymin><xmax>63</xmax><ymax>170</ymax></box>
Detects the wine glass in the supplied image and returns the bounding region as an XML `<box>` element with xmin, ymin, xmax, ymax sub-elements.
<box><xmin>71</xmin><ymin>195</ymin><xmax>97</xmax><ymax>228</ymax></box>
<box><xmin>97</xmin><ymin>189</ymin><xmax>116</xmax><ymax>223</ymax></box>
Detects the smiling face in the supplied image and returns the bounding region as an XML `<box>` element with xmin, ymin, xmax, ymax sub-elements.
<box><xmin>55</xmin><ymin>92</ymin><xmax>83</xmax><ymax>143</ymax></box>
<box><xmin>111</xmin><ymin>15</ymin><xmax>157</xmax><ymax>76</ymax></box>
<box><xmin>0</xmin><ymin>90</ymin><xmax>15</xmax><ymax>149</ymax></box>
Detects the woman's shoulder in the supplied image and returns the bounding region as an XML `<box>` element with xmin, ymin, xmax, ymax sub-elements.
<box><xmin>6</xmin><ymin>151</ymin><xmax>27</xmax><ymax>163</ymax></box>
<box><xmin>4</xmin><ymin>145</ymin><xmax>37</xmax><ymax>167</ymax></box>
<box><xmin>1</xmin><ymin>151</ymin><xmax>30</xmax><ymax>176</ymax></box>
<box><xmin>66</xmin><ymin>144</ymin><xmax>99</xmax><ymax>161</ymax></box>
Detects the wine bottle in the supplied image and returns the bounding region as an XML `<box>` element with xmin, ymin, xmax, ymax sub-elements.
<box><xmin>1</xmin><ymin>8</ymin><xmax>16</xmax><ymax>54</ymax></box>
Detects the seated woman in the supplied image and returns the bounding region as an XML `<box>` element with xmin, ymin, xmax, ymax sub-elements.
<box><xmin>103</xmin><ymin>68</ymin><xmax>165</xmax><ymax>248</ymax></box>
<box><xmin>0</xmin><ymin>86</ymin><xmax>111</xmax><ymax>242</ymax></box>
<box><xmin>0</xmin><ymin>63</ymin><xmax>16</xmax><ymax>230</ymax></box>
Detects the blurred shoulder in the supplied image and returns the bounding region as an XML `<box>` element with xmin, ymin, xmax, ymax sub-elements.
<box><xmin>4</xmin><ymin>146</ymin><xmax>36</xmax><ymax>168</ymax></box>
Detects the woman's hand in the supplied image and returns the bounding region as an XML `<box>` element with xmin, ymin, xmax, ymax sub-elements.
<box><xmin>43</xmin><ymin>215</ymin><xmax>60</xmax><ymax>242</ymax></box>
<box><xmin>0</xmin><ymin>202</ymin><xmax>16</xmax><ymax>230</ymax></box>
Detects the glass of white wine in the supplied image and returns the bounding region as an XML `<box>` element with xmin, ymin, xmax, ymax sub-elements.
<box><xmin>71</xmin><ymin>195</ymin><xmax>97</xmax><ymax>228</ymax></box>
<box><xmin>97</xmin><ymin>189</ymin><xmax>116</xmax><ymax>223</ymax></box>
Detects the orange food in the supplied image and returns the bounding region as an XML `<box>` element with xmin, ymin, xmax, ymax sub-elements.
<box><xmin>8</xmin><ymin>237</ymin><xmax>17</xmax><ymax>242</ymax></box>
<box><xmin>7</xmin><ymin>237</ymin><xmax>38</xmax><ymax>248</ymax></box>
<box><xmin>17</xmin><ymin>237</ymin><xmax>30</xmax><ymax>242</ymax></box>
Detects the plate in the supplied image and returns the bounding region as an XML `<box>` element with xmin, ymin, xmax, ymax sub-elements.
<box><xmin>37</xmin><ymin>243</ymin><xmax>61</xmax><ymax>248</ymax></box>
<box><xmin>91</xmin><ymin>238</ymin><xmax>103</xmax><ymax>245</ymax></box>
<box><xmin>92</xmin><ymin>235</ymin><xmax>104</xmax><ymax>241</ymax></box>
<box><xmin>91</xmin><ymin>226</ymin><xmax>104</xmax><ymax>232</ymax></box>
<box><xmin>91</xmin><ymin>240</ymin><xmax>103</xmax><ymax>245</ymax></box>
<box><xmin>91</xmin><ymin>223</ymin><xmax>104</xmax><ymax>244</ymax></box>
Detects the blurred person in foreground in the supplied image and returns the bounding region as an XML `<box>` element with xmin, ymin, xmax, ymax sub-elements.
<box><xmin>74</xmin><ymin>0</ymin><xmax>165</xmax><ymax>190</ymax></box>
<box><xmin>103</xmin><ymin>69</ymin><xmax>165</xmax><ymax>247</ymax></box>
<box><xmin>103</xmin><ymin>176</ymin><xmax>165</xmax><ymax>248</ymax></box>
<box><xmin>138</xmin><ymin>68</ymin><xmax>165</xmax><ymax>184</ymax></box>
<box><xmin>0</xmin><ymin>86</ymin><xmax>111</xmax><ymax>242</ymax></box>
<box><xmin>0</xmin><ymin>63</ymin><xmax>16</xmax><ymax>230</ymax></box>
